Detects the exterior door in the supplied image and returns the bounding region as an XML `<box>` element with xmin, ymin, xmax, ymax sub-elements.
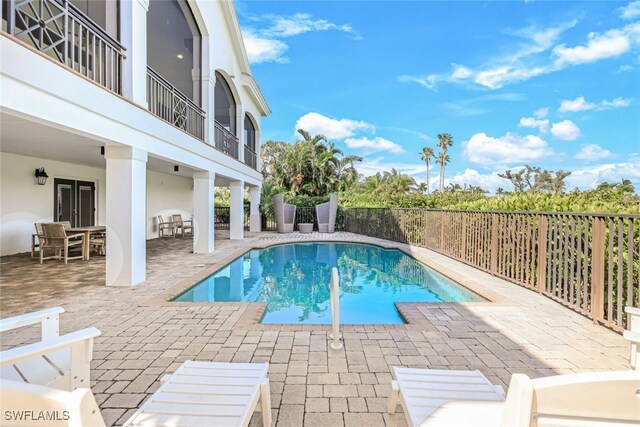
<box><xmin>54</xmin><ymin>179</ymin><xmax>95</xmax><ymax>227</ymax></box>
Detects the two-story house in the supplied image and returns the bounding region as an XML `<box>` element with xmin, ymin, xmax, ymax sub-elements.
<box><xmin>0</xmin><ymin>0</ymin><xmax>269</xmax><ymax>286</ymax></box>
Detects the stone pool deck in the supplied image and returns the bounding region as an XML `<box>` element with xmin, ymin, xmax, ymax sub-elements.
<box><xmin>0</xmin><ymin>231</ymin><xmax>630</xmax><ymax>426</ymax></box>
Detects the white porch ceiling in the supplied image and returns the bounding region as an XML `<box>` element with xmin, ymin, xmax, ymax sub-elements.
<box><xmin>1</xmin><ymin>111</ymin><xmax>234</xmax><ymax>186</ymax></box>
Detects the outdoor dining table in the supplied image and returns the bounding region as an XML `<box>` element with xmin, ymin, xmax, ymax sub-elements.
<box><xmin>68</xmin><ymin>226</ymin><xmax>106</xmax><ymax>261</ymax></box>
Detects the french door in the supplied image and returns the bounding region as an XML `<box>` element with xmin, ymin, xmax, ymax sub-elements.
<box><xmin>53</xmin><ymin>179</ymin><xmax>96</xmax><ymax>227</ymax></box>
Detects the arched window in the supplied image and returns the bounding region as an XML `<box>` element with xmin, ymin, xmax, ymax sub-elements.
<box><xmin>244</xmin><ymin>115</ymin><xmax>256</xmax><ymax>150</ymax></box>
<box><xmin>147</xmin><ymin>0</ymin><xmax>201</xmax><ymax>102</ymax></box>
<box><xmin>214</xmin><ymin>72</ymin><xmax>237</xmax><ymax>134</ymax></box>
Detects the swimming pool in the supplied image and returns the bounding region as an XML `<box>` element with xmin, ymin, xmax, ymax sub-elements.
<box><xmin>174</xmin><ymin>242</ymin><xmax>483</xmax><ymax>324</ymax></box>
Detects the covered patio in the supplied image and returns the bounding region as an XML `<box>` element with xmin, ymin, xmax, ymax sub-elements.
<box><xmin>0</xmin><ymin>232</ymin><xmax>629</xmax><ymax>427</ymax></box>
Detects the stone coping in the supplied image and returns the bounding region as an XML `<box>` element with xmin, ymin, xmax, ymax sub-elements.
<box><xmin>144</xmin><ymin>233</ymin><xmax>507</xmax><ymax>329</ymax></box>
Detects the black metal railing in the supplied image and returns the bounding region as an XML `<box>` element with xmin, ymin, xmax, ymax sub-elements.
<box><xmin>214</xmin><ymin>120</ymin><xmax>239</xmax><ymax>159</ymax></box>
<box><xmin>2</xmin><ymin>0</ymin><xmax>125</xmax><ymax>93</ymax></box>
<box><xmin>147</xmin><ymin>66</ymin><xmax>205</xmax><ymax>141</ymax></box>
<box><xmin>244</xmin><ymin>145</ymin><xmax>257</xmax><ymax>170</ymax></box>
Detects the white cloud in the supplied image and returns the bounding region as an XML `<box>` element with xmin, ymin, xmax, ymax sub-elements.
<box><xmin>534</xmin><ymin>107</ymin><xmax>549</xmax><ymax>118</ymax></box>
<box><xmin>399</xmin><ymin>20</ymin><xmax>640</xmax><ymax>90</ymax></box>
<box><xmin>397</xmin><ymin>74</ymin><xmax>439</xmax><ymax>91</ymax></box>
<box><xmin>575</xmin><ymin>144</ymin><xmax>614</xmax><ymax>161</ymax></box>
<box><xmin>620</xmin><ymin>1</ymin><xmax>640</xmax><ymax>19</ymax></box>
<box><xmin>602</xmin><ymin>97</ymin><xmax>631</xmax><ymax>108</ymax></box>
<box><xmin>551</xmin><ymin>120</ymin><xmax>581</xmax><ymax>140</ymax></box>
<box><xmin>565</xmin><ymin>161</ymin><xmax>640</xmax><ymax>190</ymax></box>
<box><xmin>519</xmin><ymin>116</ymin><xmax>550</xmax><ymax>133</ymax></box>
<box><xmin>357</xmin><ymin>158</ymin><xmax>426</xmax><ymax>179</ymax></box>
<box><xmin>446</xmin><ymin>168</ymin><xmax>513</xmax><ymax>193</ymax></box>
<box><xmin>552</xmin><ymin>23</ymin><xmax>639</xmax><ymax>66</ymax></box>
<box><xmin>463</xmin><ymin>132</ymin><xmax>554</xmax><ymax>165</ymax></box>
<box><xmin>242</xmin><ymin>13</ymin><xmax>360</xmax><ymax>64</ymax></box>
<box><xmin>251</xmin><ymin>13</ymin><xmax>361</xmax><ymax>39</ymax></box>
<box><xmin>558</xmin><ymin>96</ymin><xmax>596</xmax><ymax>113</ymax></box>
<box><xmin>344</xmin><ymin>137</ymin><xmax>405</xmax><ymax>154</ymax></box>
<box><xmin>294</xmin><ymin>113</ymin><xmax>372</xmax><ymax>140</ymax></box>
<box><xmin>242</xmin><ymin>30</ymin><xmax>288</xmax><ymax>64</ymax></box>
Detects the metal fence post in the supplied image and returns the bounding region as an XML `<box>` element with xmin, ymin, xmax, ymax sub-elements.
<box><xmin>490</xmin><ymin>213</ymin><xmax>499</xmax><ymax>273</ymax></box>
<box><xmin>460</xmin><ymin>213</ymin><xmax>467</xmax><ymax>261</ymax></box>
<box><xmin>537</xmin><ymin>215</ymin><xmax>548</xmax><ymax>292</ymax></box>
<box><xmin>590</xmin><ymin>216</ymin><xmax>606</xmax><ymax>322</ymax></box>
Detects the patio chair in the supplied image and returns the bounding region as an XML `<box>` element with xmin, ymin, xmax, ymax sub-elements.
<box><xmin>0</xmin><ymin>307</ymin><xmax>101</xmax><ymax>392</ymax></box>
<box><xmin>624</xmin><ymin>306</ymin><xmax>640</xmax><ymax>370</ymax></box>
<box><xmin>0</xmin><ymin>361</ymin><xmax>273</xmax><ymax>427</ymax></box>
<box><xmin>273</xmin><ymin>194</ymin><xmax>296</xmax><ymax>233</ymax></box>
<box><xmin>172</xmin><ymin>214</ymin><xmax>193</xmax><ymax>238</ymax></box>
<box><xmin>40</xmin><ymin>223</ymin><xmax>85</xmax><ymax>264</ymax></box>
<box><xmin>156</xmin><ymin>215</ymin><xmax>175</xmax><ymax>238</ymax></box>
<box><xmin>30</xmin><ymin>223</ymin><xmax>44</xmax><ymax>258</ymax></box>
<box><xmin>315</xmin><ymin>194</ymin><xmax>338</xmax><ymax>233</ymax></box>
<box><xmin>388</xmin><ymin>368</ymin><xmax>640</xmax><ymax>426</ymax></box>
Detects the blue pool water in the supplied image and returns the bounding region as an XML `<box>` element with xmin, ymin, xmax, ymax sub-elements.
<box><xmin>174</xmin><ymin>242</ymin><xmax>483</xmax><ymax>324</ymax></box>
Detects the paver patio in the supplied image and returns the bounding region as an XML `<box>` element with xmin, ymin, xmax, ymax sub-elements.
<box><xmin>0</xmin><ymin>231</ymin><xmax>630</xmax><ymax>426</ymax></box>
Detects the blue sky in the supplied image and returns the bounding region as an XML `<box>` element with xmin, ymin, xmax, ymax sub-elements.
<box><xmin>237</xmin><ymin>1</ymin><xmax>640</xmax><ymax>192</ymax></box>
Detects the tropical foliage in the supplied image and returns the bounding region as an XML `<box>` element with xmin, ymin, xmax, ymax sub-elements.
<box><xmin>256</xmin><ymin>128</ymin><xmax>638</xmax><ymax>214</ymax></box>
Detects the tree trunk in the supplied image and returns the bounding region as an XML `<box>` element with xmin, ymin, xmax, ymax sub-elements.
<box><xmin>426</xmin><ymin>164</ymin><xmax>430</xmax><ymax>194</ymax></box>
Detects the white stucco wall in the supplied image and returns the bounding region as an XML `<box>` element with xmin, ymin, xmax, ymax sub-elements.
<box><xmin>0</xmin><ymin>152</ymin><xmax>106</xmax><ymax>256</ymax></box>
<box><xmin>0</xmin><ymin>153</ymin><xmax>196</xmax><ymax>255</ymax></box>
<box><xmin>146</xmin><ymin>170</ymin><xmax>193</xmax><ymax>239</ymax></box>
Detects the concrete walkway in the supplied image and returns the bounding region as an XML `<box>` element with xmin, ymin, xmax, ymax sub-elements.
<box><xmin>0</xmin><ymin>232</ymin><xmax>630</xmax><ymax>426</ymax></box>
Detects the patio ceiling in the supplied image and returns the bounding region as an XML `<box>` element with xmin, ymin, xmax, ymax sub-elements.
<box><xmin>1</xmin><ymin>110</ymin><xmax>236</xmax><ymax>186</ymax></box>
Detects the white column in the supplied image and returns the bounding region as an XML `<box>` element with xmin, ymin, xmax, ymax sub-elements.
<box><xmin>255</xmin><ymin>127</ymin><xmax>262</xmax><ymax>171</ymax></box>
<box><xmin>229</xmin><ymin>180</ymin><xmax>244</xmax><ymax>240</ymax></box>
<box><xmin>120</xmin><ymin>0</ymin><xmax>149</xmax><ymax>106</ymax></box>
<box><xmin>199</xmin><ymin>37</ymin><xmax>214</xmax><ymax>144</ymax></box>
<box><xmin>193</xmin><ymin>170</ymin><xmax>215</xmax><ymax>254</ymax></box>
<box><xmin>250</xmin><ymin>185</ymin><xmax>261</xmax><ymax>232</ymax></box>
<box><xmin>236</xmin><ymin>108</ymin><xmax>245</xmax><ymax>163</ymax></box>
<box><xmin>105</xmin><ymin>146</ymin><xmax>147</xmax><ymax>286</ymax></box>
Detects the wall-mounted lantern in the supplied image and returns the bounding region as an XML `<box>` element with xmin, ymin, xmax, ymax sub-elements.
<box><xmin>35</xmin><ymin>167</ymin><xmax>49</xmax><ymax>185</ymax></box>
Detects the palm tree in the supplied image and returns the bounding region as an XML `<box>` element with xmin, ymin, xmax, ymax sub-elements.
<box><xmin>436</xmin><ymin>152</ymin><xmax>450</xmax><ymax>192</ymax></box>
<box><xmin>420</xmin><ymin>147</ymin><xmax>435</xmax><ymax>194</ymax></box>
<box><xmin>436</xmin><ymin>133</ymin><xmax>454</xmax><ymax>191</ymax></box>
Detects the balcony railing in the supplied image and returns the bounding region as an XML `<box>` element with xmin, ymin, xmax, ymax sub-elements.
<box><xmin>214</xmin><ymin>120</ymin><xmax>239</xmax><ymax>159</ymax></box>
<box><xmin>147</xmin><ymin>66</ymin><xmax>205</xmax><ymax>141</ymax></box>
<box><xmin>2</xmin><ymin>0</ymin><xmax>125</xmax><ymax>93</ymax></box>
<box><xmin>244</xmin><ymin>145</ymin><xmax>257</xmax><ymax>170</ymax></box>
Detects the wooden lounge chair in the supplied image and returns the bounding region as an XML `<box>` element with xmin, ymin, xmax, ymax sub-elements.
<box><xmin>0</xmin><ymin>307</ymin><xmax>101</xmax><ymax>392</ymax></box>
<box><xmin>0</xmin><ymin>361</ymin><xmax>273</xmax><ymax>427</ymax></box>
<box><xmin>388</xmin><ymin>367</ymin><xmax>640</xmax><ymax>426</ymax></box>
<box><xmin>273</xmin><ymin>194</ymin><xmax>296</xmax><ymax>233</ymax></box>
<box><xmin>316</xmin><ymin>194</ymin><xmax>338</xmax><ymax>233</ymax></box>
<box><xmin>172</xmin><ymin>214</ymin><xmax>193</xmax><ymax>238</ymax></box>
<box><xmin>624</xmin><ymin>306</ymin><xmax>640</xmax><ymax>370</ymax></box>
<box><xmin>40</xmin><ymin>223</ymin><xmax>85</xmax><ymax>264</ymax></box>
<box><xmin>157</xmin><ymin>215</ymin><xmax>175</xmax><ymax>238</ymax></box>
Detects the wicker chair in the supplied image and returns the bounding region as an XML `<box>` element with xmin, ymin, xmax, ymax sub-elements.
<box><xmin>40</xmin><ymin>223</ymin><xmax>85</xmax><ymax>264</ymax></box>
<box><xmin>157</xmin><ymin>215</ymin><xmax>175</xmax><ymax>238</ymax></box>
<box><xmin>172</xmin><ymin>214</ymin><xmax>193</xmax><ymax>238</ymax></box>
<box><xmin>273</xmin><ymin>194</ymin><xmax>296</xmax><ymax>233</ymax></box>
<box><xmin>316</xmin><ymin>194</ymin><xmax>338</xmax><ymax>233</ymax></box>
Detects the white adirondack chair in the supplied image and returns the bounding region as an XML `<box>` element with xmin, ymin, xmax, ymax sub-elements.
<box><xmin>388</xmin><ymin>368</ymin><xmax>640</xmax><ymax>426</ymax></box>
<box><xmin>0</xmin><ymin>361</ymin><xmax>273</xmax><ymax>427</ymax></box>
<box><xmin>0</xmin><ymin>307</ymin><xmax>101</xmax><ymax>391</ymax></box>
<box><xmin>624</xmin><ymin>306</ymin><xmax>640</xmax><ymax>370</ymax></box>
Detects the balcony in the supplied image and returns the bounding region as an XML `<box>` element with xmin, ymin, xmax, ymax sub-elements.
<box><xmin>213</xmin><ymin>120</ymin><xmax>239</xmax><ymax>159</ymax></box>
<box><xmin>244</xmin><ymin>145</ymin><xmax>257</xmax><ymax>170</ymax></box>
<box><xmin>147</xmin><ymin>66</ymin><xmax>205</xmax><ymax>141</ymax></box>
<box><xmin>2</xmin><ymin>0</ymin><xmax>125</xmax><ymax>94</ymax></box>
